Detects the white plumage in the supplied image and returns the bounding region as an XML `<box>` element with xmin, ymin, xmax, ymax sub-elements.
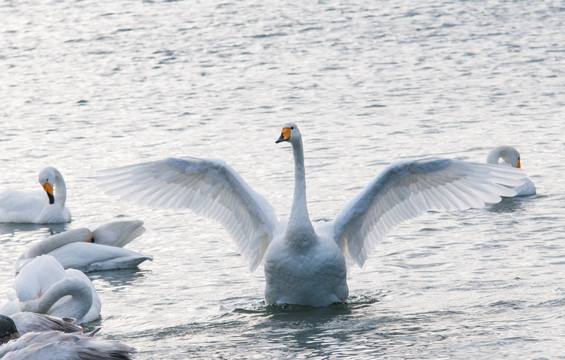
<box><xmin>3</xmin><ymin>255</ymin><xmax>101</xmax><ymax>324</ymax></box>
<box><xmin>486</xmin><ymin>145</ymin><xmax>536</xmax><ymax>196</ymax></box>
<box><xmin>0</xmin><ymin>167</ymin><xmax>71</xmax><ymax>224</ymax></box>
<box><xmin>98</xmin><ymin>123</ymin><xmax>526</xmax><ymax>306</ymax></box>
<box><xmin>15</xmin><ymin>220</ymin><xmax>152</xmax><ymax>273</ymax></box>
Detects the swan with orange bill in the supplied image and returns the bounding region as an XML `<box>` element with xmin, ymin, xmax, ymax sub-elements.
<box><xmin>98</xmin><ymin>123</ymin><xmax>526</xmax><ymax>306</ymax></box>
<box><xmin>0</xmin><ymin>167</ymin><xmax>71</xmax><ymax>224</ymax></box>
<box><xmin>486</xmin><ymin>146</ymin><xmax>536</xmax><ymax>196</ymax></box>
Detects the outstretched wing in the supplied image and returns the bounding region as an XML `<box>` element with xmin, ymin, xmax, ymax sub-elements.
<box><xmin>332</xmin><ymin>158</ymin><xmax>526</xmax><ymax>267</ymax></box>
<box><xmin>97</xmin><ymin>158</ymin><xmax>278</xmax><ymax>271</ymax></box>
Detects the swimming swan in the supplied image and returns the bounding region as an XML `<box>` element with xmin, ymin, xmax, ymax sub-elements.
<box><xmin>487</xmin><ymin>146</ymin><xmax>536</xmax><ymax>196</ymax></box>
<box><xmin>1</xmin><ymin>313</ymin><xmax>82</xmax><ymax>336</ymax></box>
<box><xmin>0</xmin><ymin>315</ymin><xmax>135</xmax><ymax>360</ymax></box>
<box><xmin>10</xmin><ymin>255</ymin><xmax>101</xmax><ymax>324</ymax></box>
<box><xmin>98</xmin><ymin>123</ymin><xmax>526</xmax><ymax>306</ymax></box>
<box><xmin>0</xmin><ymin>167</ymin><xmax>71</xmax><ymax>223</ymax></box>
<box><xmin>15</xmin><ymin>220</ymin><xmax>152</xmax><ymax>273</ymax></box>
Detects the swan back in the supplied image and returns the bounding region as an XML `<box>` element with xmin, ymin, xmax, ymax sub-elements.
<box><xmin>14</xmin><ymin>256</ymin><xmax>100</xmax><ymax>324</ymax></box>
<box><xmin>15</xmin><ymin>229</ymin><xmax>92</xmax><ymax>273</ymax></box>
<box><xmin>0</xmin><ymin>331</ymin><xmax>136</xmax><ymax>360</ymax></box>
<box><xmin>14</xmin><ymin>255</ymin><xmax>68</xmax><ymax>302</ymax></box>
<box><xmin>91</xmin><ymin>220</ymin><xmax>145</xmax><ymax>247</ymax></box>
<box><xmin>10</xmin><ymin>312</ymin><xmax>82</xmax><ymax>335</ymax></box>
<box><xmin>48</xmin><ymin>242</ymin><xmax>153</xmax><ymax>272</ymax></box>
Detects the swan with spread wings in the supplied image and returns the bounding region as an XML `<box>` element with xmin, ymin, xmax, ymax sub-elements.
<box><xmin>98</xmin><ymin>123</ymin><xmax>525</xmax><ymax>306</ymax></box>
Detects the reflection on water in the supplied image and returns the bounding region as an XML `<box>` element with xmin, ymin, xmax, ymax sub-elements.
<box><xmin>1</xmin><ymin>0</ymin><xmax>564</xmax><ymax>358</ymax></box>
<box><xmin>88</xmin><ymin>268</ymin><xmax>152</xmax><ymax>288</ymax></box>
<box><xmin>486</xmin><ymin>196</ymin><xmax>526</xmax><ymax>213</ymax></box>
<box><xmin>0</xmin><ymin>222</ymin><xmax>69</xmax><ymax>239</ymax></box>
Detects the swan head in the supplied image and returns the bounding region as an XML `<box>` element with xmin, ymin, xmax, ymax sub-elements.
<box><xmin>275</xmin><ymin>122</ymin><xmax>301</xmax><ymax>144</ymax></box>
<box><xmin>0</xmin><ymin>315</ymin><xmax>20</xmax><ymax>344</ymax></box>
<box><xmin>487</xmin><ymin>146</ymin><xmax>521</xmax><ymax>168</ymax></box>
<box><xmin>38</xmin><ymin>167</ymin><xmax>57</xmax><ymax>204</ymax></box>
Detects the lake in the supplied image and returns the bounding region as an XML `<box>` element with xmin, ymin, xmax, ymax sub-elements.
<box><xmin>0</xmin><ymin>0</ymin><xmax>564</xmax><ymax>358</ymax></box>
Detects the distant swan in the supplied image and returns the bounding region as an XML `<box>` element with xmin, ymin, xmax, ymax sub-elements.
<box><xmin>6</xmin><ymin>255</ymin><xmax>100</xmax><ymax>324</ymax></box>
<box><xmin>487</xmin><ymin>146</ymin><xmax>536</xmax><ymax>196</ymax></box>
<box><xmin>15</xmin><ymin>220</ymin><xmax>152</xmax><ymax>273</ymax></box>
<box><xmin>0</xmin><ymin>315</ymin><xmax>135</xmax><ymax>360</ymax></box>
<box><xmin>0</xmin><ymin>167</ymin><xmax>71</xmax><ymax>224</ymax></box>
<box><xmin>98</xmin><ymin>123</ymin><xmax>525</xmax><ymax>306</ymax></box>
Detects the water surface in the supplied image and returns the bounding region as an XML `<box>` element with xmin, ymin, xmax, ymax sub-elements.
<box><xmin>1</xmin><ymin>0</ymin><xmax>564</xmax><ymax>358</ymax></box>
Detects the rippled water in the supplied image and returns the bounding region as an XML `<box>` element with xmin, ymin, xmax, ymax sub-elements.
<box><xmin>1</xmin><ymin>0</ymin><xmax>564</xmax><ymax>358</ymax></box>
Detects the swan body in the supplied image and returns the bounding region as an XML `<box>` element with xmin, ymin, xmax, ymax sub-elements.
<box><xmin>264</xmin><ymin>222</ymin><xmax>348</xmax><ymax>305</ymax></box>
<box><xmin>7</xmin><ymin>313</ymin><xmax>82</xmax><ymax>336</ymax></box>
<box><xmin>15</xmin><ymin>220</ymin><xmax>152</xmax><ymax>273</ymax></box>
<box><xmin>11</xmin><ymin>255</ymin><xmax>100</xmax><ymax>324</ymax></box>
<box><xmin>98</xmin><ymin>123</ymin><xmax>526</xmax><ymax>306</ymax></box>
<box><xmin>0</xmin><ymin>332</ymin><xmax>136</xmax><ymax>360</ymax></box>
<box><xmin>0</xmin><ymin>167</ymin><xmax>71</xmax><ymax>224</ymax></box>
<box><xmin>487</xmin><ymin>146</ymin><xmax>536</xmax><ymax>196</ymax></box>
<box><xmin>0</xmin><ymin>315</ymin><xmax>135</xmax><ymax>360</ymax></box>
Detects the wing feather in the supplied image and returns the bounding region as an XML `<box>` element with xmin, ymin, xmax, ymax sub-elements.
<box><xmin>332</xmin><ymin>158</ymin><xmax>526</xmax><ymax>267</ymax></box>
<box><xmin>98</xmin><ymin>158</ymin><xmax>278</xmax><ymax>271</ymax></box>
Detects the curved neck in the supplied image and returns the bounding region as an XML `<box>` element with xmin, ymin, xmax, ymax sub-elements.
<box><xmin>53</xmin><ymin>169</ymin><xmax>67</xmax><ymax>207</ymax></box>
<box><xmin>21</xmin><ymin>277</ymin><xmax>92</xmax><ymax>320</ymax></box>
<box><xmin>486</xmin><ymin>150</ymin><xmax>502</xmax><ymax>165</ymax></box>
<box><xmin>22</xmin><ymin>229</ymin><xmax>91</xmax><ymax>260</ymax></box>
<box><xmin>288</xmin><ymin>139</ymin><xmax>315</xmax><ymax>236</ymax></box>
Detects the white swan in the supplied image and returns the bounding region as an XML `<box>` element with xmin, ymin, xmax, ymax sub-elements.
<box><xmin>0</xmin><ymin>315</ymin><xmax>135</xmax><ymax>360</ymax></box>
<box><xmin>487</xmin><ymin>146</ymin><xmax>536</xmax><ymax>196</ymax></box>
<box><xmin>9</xmin><ymin>255</ymin><xmax>101</xmax><ymax>324</ymax></box>
<box><xmin>98</xmin><ymin>123</ymin><xmax>526</xmax><ymax>306</ymax></box>
<box><xmin>0</xmin><ymin>167</ymin><xmax>71</xmax><ymax>224</ymax></box>
<box><xmin>15</xmin><ymin>220</ymin><xmax>152</xmax><ymax>273</ymax></box>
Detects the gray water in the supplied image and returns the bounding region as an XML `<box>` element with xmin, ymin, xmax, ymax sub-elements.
<box><xmin>1</xmin><ymin>0</ymin><xmax>564</xmax><ymax>358</ymax></box>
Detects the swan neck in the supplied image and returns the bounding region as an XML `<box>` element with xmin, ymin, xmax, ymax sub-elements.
<box><xmin>289</xmin><ymin>139</ymin><xmax>315</xmax><ymax>234</ymax></box>
<box><xmin>22</xmin><ymin>229</ymin><xmax>92</xmax><ymax>260</ymax></box>
<box><xmin>53</xmin><ymin>170</ymin><xmax>67</xmax><ymax>207</ymax></box>
<box><xmin>486</xmin><ymin>149</ymin><xmax>502</xmax><ymax>165</ymax></box>
<box><xmin>23</xmin><ymin>277</ymin><xmax>92</xmax><ymax>320</ymax></box>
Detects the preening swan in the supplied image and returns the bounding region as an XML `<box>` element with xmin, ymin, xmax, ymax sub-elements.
<box><xmin>15</xmin><ymin>220</ymin><xmax>152</xmax><ymax>273</ymax></box>
<box><xmin>7</xmin><ymin>255</ymin><xmax>100</xmax><ymax>324</ymax></box>
<box><xmin>98</xmin><ymin>123</ymin><xmax>526</xmax><ymax>306</ymax></box>
<box><xmin>487</xmin><ymin>146</ymin><xmax>536</xmax><ymax>196</ymax></box>
<box><xmin>2</xmin><ymin>313</ymin><xmax>82</xmax><ymax>336</ymax></box>
<box><xmin>0</xmin><ymin>315</ymin><xmax>135</xmax><ymax>360</ymax></box>
<box><xmin>0</xmin><ymin>167</ymin><xmax>71</xmax><ymax>224</ymax></box>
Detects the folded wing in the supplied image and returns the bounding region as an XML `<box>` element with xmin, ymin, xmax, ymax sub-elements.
<box><xmin>98</xmin><ymin>158</ymin><xmax>278</xmax><ymax>271</ymax></box>
<box><xmin>332</xmin><ymin>158</ymin><xmax>526</xmax><ymax>267</ymax></box>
